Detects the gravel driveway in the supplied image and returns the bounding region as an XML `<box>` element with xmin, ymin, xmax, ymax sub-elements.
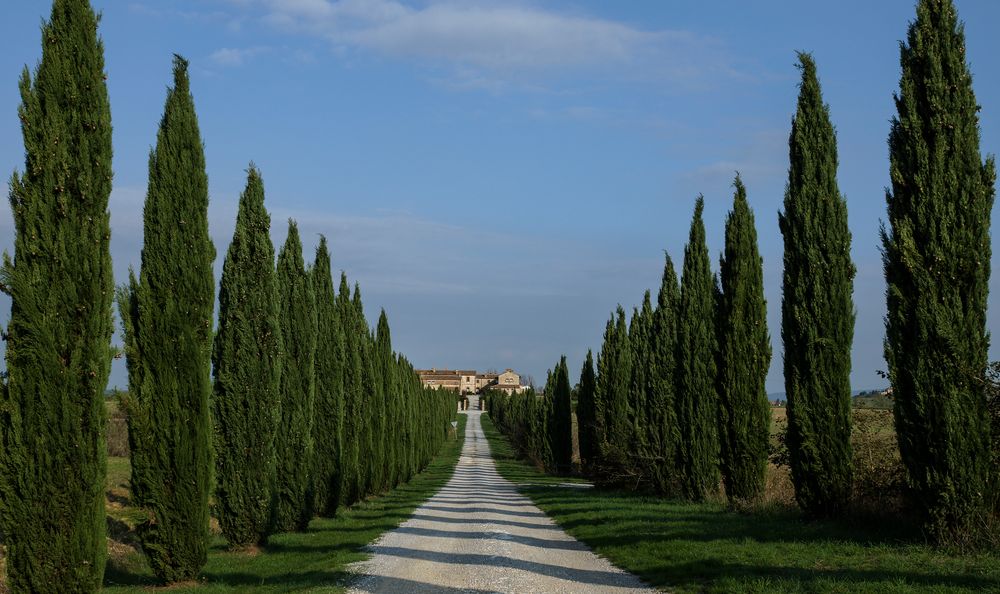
<box><xmin>345</xmin><ymin>406</ymin><xmax>654</xmax><ymax>594</ymax></box>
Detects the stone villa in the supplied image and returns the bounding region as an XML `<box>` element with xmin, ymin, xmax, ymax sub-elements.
<box><xmin>415</xmin><ymin>368</ymin><xmax>527</xmax><ymax>395</ymax></box>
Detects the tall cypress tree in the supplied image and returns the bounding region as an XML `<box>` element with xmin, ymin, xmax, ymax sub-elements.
<box><xmin>534</xmin><ymin>379</ymin><xmax>554</xmax><ymax>470</ymax></box>
<box><xmin>718</xmin><ymin>175</ymin><xmax>771</xmax><ymax>505</ymax></box>
<box><xmin>608</xmin><ymin>308</ymin><xmax>633</xmax><ymax>453</ymax></box>
<box><xmin>780</xmin><ymin>53</ymin><xmax>855</xmax><ymax>516</ymax></box>
<box><xmin>649</xmin><ymin>254</ymin><xmax>681</xmax><ymax>495</ymax></box>
<box><xmin>676</xmin><ymin>196</ymin><xmax>720</xmax><ymax>501</ymax></box>
<box><xmin>630</xmin><ymin>294</ymin><xmax>654</xmax><ymax>457</ymax></box>
<box><xmin>0</xmin><ymin>2</ymin><xmax>113</xmax><ymax>590</ymax></box>
<box><xmin>594</xmin><ymin>307</ymin><xmax>631</xmax><ymax>482</ymax></box>
<box><xmin>312</xmin><ymin>237</ymin><xmax>343</xmax><ymax>517</ymax></box>
<box><xmin>883</xmin><ymin>0</ymin><xmax>995</xmax><ymax>536</ymax></box>
<box><xmin>337</xmin><ymin>274</ymin><xmax>363</xmax><ymax>505</ymax></box>
<box><xmin>272</xmin><ymin>220</ymin><xmax>318</xmax><ymax>532</ymax></box>
<box><xmin>550</xmin><ymin>356</ymin><xmax>574</xmax><ymax>474</ymax></box>
<box><xmin>116</xmin><ymin>56</ymin><xmax>214</xmax><ymax>582</ymax></box>
<box><xmin>212</xmin><ymin>166</ymin><xmax>282</xmax><ymax>548</ymax></box>
<box><xmin>576</xmin><ymin>350</ymin><xmax>598</xmax><ymax>474</ymax></box>
<box><xmin>353</xmin><ymin>284</ymin><xmax>380</xmax><ymax>495</ymax></box>
<box><xmin>375</xmin><ymin>310</ymin><xmax>399</xmax><ymax>488</ymax></box>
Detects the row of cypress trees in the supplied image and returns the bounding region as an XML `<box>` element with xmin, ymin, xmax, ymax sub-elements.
<box><xmin>125</xmin><ymin>62</ymin><xmax>457</xmax><ymax>580</ymax></box>
<box><xmin>489</xmin><ymin>176</ymin><xmax>770</xmax><ymax>506</ymax></box>
<box><xmin>486</xmin><ymin>357</ymin><xmax>573</xmax><ymax>475</ymax></box>
<box><xmin>0</xmin><ymin>2</ymin><xmax>457</xmax><ymax>590</ymax></box>
<box><xmin>211</xmin><ymin>182</ymin><xmax>453</xmax><ymax>556</ymax></box>
<box><xmin>490</xmin><ymin>0</ymin><xmax>996</xmax><ymax>541</ymax></box>
<box><xmin>558</xmin><ymin>182</ymin><xmax>772</xmax><ymax>506</ymax></box>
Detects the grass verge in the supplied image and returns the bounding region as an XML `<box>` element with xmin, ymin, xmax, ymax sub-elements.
<box><xmin>480</xmin><ymin>413</ymin><xmax>1000</xmax><ymax>593</ymax></box>
<box><xmin>103</xmin><ymin>413</ymin><xmax>467</xmax><ymax>593</ymax></box>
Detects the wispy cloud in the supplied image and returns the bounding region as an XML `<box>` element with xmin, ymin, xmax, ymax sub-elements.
<box><xmin>209</xmin><ymin>46</ymin><xmax>271</xmax><ymax>66</ymax></box>
<box><xmin>128</xmin><ymin>3</ymin><xmax>232</xmax><ymax>24</ymax></box>
<box><xmin>226</xmin><ymin>0</ymin><xmax>741</xmax><ymax>90</ymax></box>
<box><xmin>679</xmin><ymin>127</ymin><xmax>788</xmax><ymax>189</ymax></box>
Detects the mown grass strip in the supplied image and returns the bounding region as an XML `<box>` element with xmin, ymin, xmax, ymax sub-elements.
<box><xmin>481</xmin><ymin>413</ymin><xmax>1000</xmax><ymax>594</ymax></box>
<box><xmin>103</xmin><ymin>414</ymin><xmax>467</xmax><ymax>593</ymax></box>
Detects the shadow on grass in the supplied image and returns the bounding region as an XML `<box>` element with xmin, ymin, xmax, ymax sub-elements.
<box><xmin>668</xmin><ymin>560</ymin><xmax>1000</xmax><ymax>592</ymax></box>
<box><xmin>480</xmin><ymin>412</ymin><xmax>1000</xmax><ymax>593</ymax></box>
<box><xmin>196</xmin><ymin>568</ymin><xmax>352</xmax><ymax>589</ymax></box>
<box><xmin>103</xmin><ymin>415</ymin><xmax>468</xmax><ymax>592</ymax></box>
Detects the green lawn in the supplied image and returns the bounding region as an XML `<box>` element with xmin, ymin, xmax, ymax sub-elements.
<box><xmin>103</xmin><ymin>414</ymin><xmax>467</xmax><ymax>593</ymax></box>
<box><xmin>480</xmin><ymin>413</ymin><xmax>1000</xmax><ymax>593</ymax></box>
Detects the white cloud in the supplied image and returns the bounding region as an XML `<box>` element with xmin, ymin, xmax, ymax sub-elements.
<box><xmin>209</xmin><ymin>46</ymin><xmax>270</xmax><ymax>66</ymax></box>
<box><xmin>336</xmin><ymin>3</ymin><xmax>650</xmax><ymax>69</ymax></box>
<box><xmin>232</xmin><ymin>0</ymin><xmax>738</xmax><ymax>89</ymax></box>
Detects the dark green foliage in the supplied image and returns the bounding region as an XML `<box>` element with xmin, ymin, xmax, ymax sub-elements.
<box><xmin>272</xmin><ymin>220</ymin><xmax>318</xmax><ymax>533</ymax></box>
<box><xmin>526</xmin><ymin>372</ymin><xmax>552</xmax><ymax>470</ymax></box>
<box><xmin>576</xmin><ymin>351</ymin><xmax>598</xmax><ymax>474</ymax></box>
<box><xmin>487</xmin><ymin>387</ymin><xmax>545</xmax><ymax>466</ymax></box>
<box><xmin>780</xmin><ymin>53</ymin><xmax>855</xmax><ymax>517</ymax></box>
<box><xmin>649</xmin><ymin>255</ymin><xmax>681</xmax><ymax>495</ymax></box>
<box><xmin>337</xmin><ymin>274</ymin><xmax>363</xmax><ymax>506</ymax></box>
<box><xmin>311</xmin><ymin>237</ymin><xmax>344</xmax><ymax>517</ymax></box>
<box><xmin>364</xmin><ymin>306</ymin><xmax>387</xmax><ymax>495</ymax></box>
<box><xmin>676</xmin><ymin>196</ymin><xmax>720</xmax><ymax>501</ymax></box>
<box><xmin>212</xmin><ymin>166</ymin><xmax>282</xmax><ymax>547</ymax></box>
<box><xmin>375</xmin><ymin>310</ymin><xmax>398</xmax><ymax>489</ymax></box>
<box><xmin>717</xmin><ymin>176</ymin><xmax>771</xmax><ymax>505</ymax></box>
<box><xmin>593</xmin><ymin>307</ymin><xmax>632</xmax><ymax>484</ymax></box>
<box><xmin>116</xmin><ymin>56</ymin><xmax>214</xmax><ymax>582</ymax></box>
<box><xmin>0</xmin><ymin>1</ymin><xmax>113</xmax><ymax>590</ymax></box>
<box><xmin>630</xmin><ymin>294</ymin><xmax>654</xmax><ymax>456</ymax></box>
<box><xmin>883</xmin><ymin>0</ymin><xmax>995</xmax><ymax>536</ymax></box>
<box><xmin>314</xmin><ymin>275</ymin><xmax>450</xmax><ymax>511</ymax></box>
<box><xmin>353</xmin><ymin>284</ymin><xmax>380</xmax><ymax>495</ymax></box>
<box><xmin>549</xmin><ymin>357</ymin><xmax>574</xmax><ymax>474</ymax></box>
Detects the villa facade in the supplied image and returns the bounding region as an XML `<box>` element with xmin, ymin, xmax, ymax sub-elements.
<box><xmin>415</xmin><ymin>368</ymin><xmax>527</xmax><ymax>395</ymax></box>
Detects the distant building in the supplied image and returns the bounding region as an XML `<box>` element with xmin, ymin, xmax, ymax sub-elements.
<box><xmin>415</xmin><ymin>367</ymin><xmax>527</xmax><ymax>395</ymax></box>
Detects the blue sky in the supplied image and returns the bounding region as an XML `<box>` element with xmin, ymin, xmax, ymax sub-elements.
<box><xmin>1</xmin><ymin>0</ymin><xmax>999</xmax><ymax>392</ymax></box>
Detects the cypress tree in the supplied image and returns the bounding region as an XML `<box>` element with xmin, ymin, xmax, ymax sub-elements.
<box><xmin>629</xmin><ymin>294</ymin><xmax>654</xmax><ymax>456</ymax></box>
<box><xmin>883</xmin><ymin>0</ymin><xmax>995</xmax><ymax>536</ymax></box>
<box><xmin>780</xmin><ymin>53</ymin><xmax>855</xmax><ymax>516</ymax></box>
<box><xmin>676</xmin><ymin>196</ymin><xmax>720</xmax><ymax>501</ymax></box>
<box><xmin>212</xmin><ymin>166</ymin><xmax>282</xmax><ymax>548</ymax></box>
<box><xmin>312</xmin><ymin>237</ymin><xmax>343</xmax><ymax>517</ymax></box>
<box><xmin>593</xmin><ymin>317</ymin><xmax>612</xmax><ymax>459</ymax></box>
<box><xmin>608</xmin><ymin>308</ymin><xmax>633</xmax><ymax>452</ymax></box>
<box><xmin>375</xmin><ymin>310</ymin><xmax>399</xmax><ymax>488</ymax></box>
<box><xmin>272</xmin><ymin>220</ymin><xmax>318</xmax><ymax>532</ymax></box>
<box><xmin>594</xmin><ymin>307</ymin><xmax>632</xmax><ymax>482</ymax></box>
<box><xmin>337</xmin><ymin>274</ymin><xmax>363</xmax><ymax>505</ymax></box>
<box><xmin>576</xmin><ymin>350</ymin><xmax>598</xmax><ymax>474</ymax></box>
<box><xmin>370</xmin><ymin>309</ymin><xmax>390</xmax><ymax>492</ymax></box>
<box><xmin>0</xmin><ymin>1</ymin><xmax>113</xmax><ymax>590</ymax></box>
<box><xmin>353</xmin><ymin>284</ymin><xmax>380</xmax><ymax>495</ymax></box>
<box><xmin>399</xmin><ymin>352</ymin><xmax>417</xmax><ymax>482</ymax></box>
<box><xmin>550</xmin><ymin>356</ymin><xmax>574</xmax><ymax>474</ymax></box>
<box><xmin>649</xmin><ymin>254</ymin><xmax>681</xmax><ymax>495</ymax></box>
<box><xmin>718</xmin><ymin>175</ymin><xmax>771</xmax><ymax>505</ymax></box>
<box><xmin>116</xmin><ymin>56</ymin><xmax>214</xmax><ymax>582</ymax></box>
<box><xmin>530</xmin><ymin>371</ymin><xmax>551</xmax><ymax>467</ymax></box>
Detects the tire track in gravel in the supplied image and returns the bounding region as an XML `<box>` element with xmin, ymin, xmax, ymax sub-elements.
<box><xmin>345</xmin><ymin>404</ymin><xmax>654</xmax><ymax>594</ymax></box>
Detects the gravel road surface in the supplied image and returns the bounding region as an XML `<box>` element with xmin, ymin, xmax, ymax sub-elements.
<box><xmin>345</xmin><ymin>406</ymin><xmax>654</xmax><ymax>594</ymax></box>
